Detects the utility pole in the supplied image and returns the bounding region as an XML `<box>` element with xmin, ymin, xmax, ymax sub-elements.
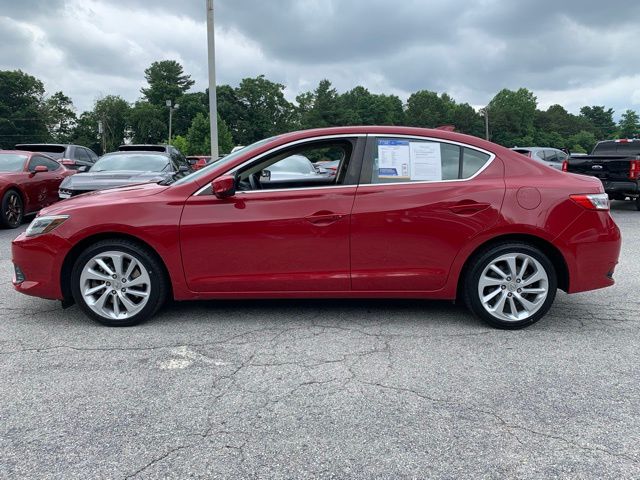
<box><xmin>166</xmin><ymin>100</ymin><xmax>179</xmax><ymax>142</ymax></box>
<box><xmin>206</xmin><ymin>0</ymin><xmax>219</xmax><ymax>159</ymax></box>
<box><xmin>98</xmin><ymin>120</ymin><xmax>106</xmax><ymax>154</ymax></box>
<box><xmin>482</xmin><ymin>107</ymin><xmax>490</xmax><ymax>141</ymax></box>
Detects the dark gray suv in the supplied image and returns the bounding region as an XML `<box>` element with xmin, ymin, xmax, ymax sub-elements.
<box><xmin>14</xmin><ymin>144</ymin><xmax>98</xmax><ymax>171</ymax></box>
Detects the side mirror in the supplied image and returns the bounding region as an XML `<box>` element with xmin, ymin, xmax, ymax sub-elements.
<box><xmin>32</xmin><ymin>165</ymin><xmax>48</xmax><ymax>174</ymax></box>
<box><xmin>78</xmin><ymin>166</ymin><xmax>88</xmax><ymax>172</ymax></box>
<box><xmin>261</xmin><ymin>169</ymin><xmax>271</xmax><ymax>181</ymax></box>
<box><xmin>178</xmin><ymin>165</ymin><xmax>190</xmax><ymax>173</ymax></box>
<box><xmin>212</xmin><ymin>175</ymin><xmax>236</xmax><ymax>199</ymax></box>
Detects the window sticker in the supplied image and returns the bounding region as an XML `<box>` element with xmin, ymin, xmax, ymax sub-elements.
<box><xmin>378</xmin><ymin>139</ymin><xmax>410</xmax><ymax>178</ymax></box>
<box><xmin>409</xmin><ymin>142</ymin><xmax>442</xmax><ymax>181</ymax></box>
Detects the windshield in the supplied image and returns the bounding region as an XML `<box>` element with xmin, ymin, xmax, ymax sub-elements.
<box><xmin>172</xmin><ymin>136</ymin><xmax>277</xmax><ymax>186</ymax></box>
<box><xmin>91</xmin><ymin>153</ymin><xmax>169</xmax><ymax>172</ymax></box>
<box><xmin>0</xmin><ymin>154</ymin><xmax>27</xmax><ymax>172</ymax></box>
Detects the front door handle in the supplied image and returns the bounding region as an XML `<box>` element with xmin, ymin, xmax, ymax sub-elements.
<box><xmin>448</xmin><ymin>202</ymin><xmax>490</xmax><ymax>215</ymax></box>
<box><xmin>305</xmin><ymin>211</ymin><xmax>346</xmax><ymax>226</ymax></box>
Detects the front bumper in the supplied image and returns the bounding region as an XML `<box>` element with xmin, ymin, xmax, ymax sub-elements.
<box><xmin>12</xmin><ymin>232</ymin><xmax>72</xmax><ymax>300</ymax></box>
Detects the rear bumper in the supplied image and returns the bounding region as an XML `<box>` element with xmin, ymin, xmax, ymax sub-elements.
<box><xmin>602</xmin><ymin>181</ymin><xmax>639</xmax><ymax>195</ymax></box>
<box><xmin>555</xmin><ymin>211</ymin><xmax>622</xmax><ymax>294</ymax></box>
<box><xmin>11</xmin><ymin>232</ymin><xmax>71</xmax><ymax>300</ymax></box>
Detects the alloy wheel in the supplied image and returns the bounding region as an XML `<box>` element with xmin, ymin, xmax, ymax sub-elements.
<box><xmin>477</xmin><ymin>253</ymin><xmax>549</xmax><ymax>322</ymax></box>
<box><xmin>79</xmin><ymin>251</ymin><xmax>151</xmax><ymax>320</ymax></box>
<box><xmin>5</xmin><ymin>193</ymin><xmax>22</xmax><ymax>226</ymax></box>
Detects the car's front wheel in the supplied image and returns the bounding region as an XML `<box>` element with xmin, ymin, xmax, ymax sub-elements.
<box><xmin>70</xmin><ymin>239</ymin><xmax>168</xmax><ymax>326</ymax></box>
<box><xmin>1</xmin><ymin>190</ymin><xmax>24</xmax><ymax>228</ymax></box>
<box><xmin>464</xmin><ymin>243</ymin><xmax>557</xmax><ymax>329</ymax></box>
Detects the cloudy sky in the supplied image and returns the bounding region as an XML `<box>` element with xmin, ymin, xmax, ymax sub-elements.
<box><xmin>2</xmin><ymin>0</ymin><xmax>640</xmax><ymax>115</ymax></box>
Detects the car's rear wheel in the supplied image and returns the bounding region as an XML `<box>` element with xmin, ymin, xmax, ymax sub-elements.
<box><xmin>464</xmin><ymin>243</ymin><xmax>557</xmax><ymax>329</ymax></box>
<box><xmin>70</xmin><ymin>239</ymin><xmax>168</xmax><ymax>327</ymax></box>
<box><xmin>1</xmin><ymin>190</ymin><xmax>24</xmax><ymax>228</ymax></box>
<box><xmin>635</xmin><ymin>196</ymin><xmax>640</xmax><ymax>211</ymax></box>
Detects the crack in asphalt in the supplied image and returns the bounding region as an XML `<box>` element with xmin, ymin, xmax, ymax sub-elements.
<box><xmin>359</xmin><ymin>381</ymin><xmax>639</xmax><ymax>465</ymax></box>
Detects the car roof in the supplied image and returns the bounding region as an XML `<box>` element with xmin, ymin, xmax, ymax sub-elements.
<box><xmin>0</xmin><ymin>150</ymin><xmax>34</xmax><ymax>155</ymax></box>
<box><xmin>118</xmin><ymin>144</ymin><xmax>170</xmax><ymax>152</ymax></box>
<box><xmin>512</xmin><ymin>147</ymin><xmax>563</xmax><ymax>152</ymax></box>
<box><xmin>15</xmin><ymin>143</ymin><xmax>72</xmax><ymax>147</ymax></box>
<box><xmin>259</xmin><ymin>126</ymin><xmax>516</xmax><ymax>158</ymax></box>
<box><xmin>101</xmin><ymin>151</ymin><xmax>170</xmax><ymax>157</ymax></box>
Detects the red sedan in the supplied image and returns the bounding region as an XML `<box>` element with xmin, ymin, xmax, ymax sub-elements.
<box><xmin>12</xmin><ymin>127</ymin><xmax>621</xmax><ymax>329</ymax></box>
<box><xmin>1</xmin><ymin>150</ymin><xmax>74</xmax><ymax>228</ymax></box>
<box><xmin>187</xmin><ymin>155</ymin><xmax>212</xmax><ymax>170</ymax></box>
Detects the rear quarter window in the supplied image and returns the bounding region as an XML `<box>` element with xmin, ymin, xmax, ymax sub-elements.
<box><xmin>368</xmin><ymin>138</ymin><xmax>492</xmax><ymax>184</ymax></box>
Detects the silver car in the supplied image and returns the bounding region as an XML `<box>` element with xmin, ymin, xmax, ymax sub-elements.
<box><xmin>511</xmin><ymin>147</ymin><xmax>569</xmax><ymax>170</ymax></box>
<box><xmin>264</xmin><ymin>155</ymin><xmax>332</xmax><ymax>182</ymax></box>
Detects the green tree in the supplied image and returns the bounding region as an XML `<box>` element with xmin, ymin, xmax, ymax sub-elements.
<box><xmin>44</xmin><ymin>91</ymin><xmax>76</xmax><ymax>143</ymax></box>
<box><xmin>579</xmin><ymin>106</ymin><xmax>617</xmax><ymax>140</ymax></box>
<box><xmin>234</xmin><ymin>75</ymin><xmax>296</xmax><ymax>144</ymax></box>
<box><xmin>141</xmin><ymin>60</ymin><xmax>195</xmax><ymax>106</ymax></box>
<box><xmin>297</xmin><ymin>79</ymin><xmax>342</xmax><ymax>129</ymax></box>
<box><xmin>93</xmin><ymin>95</ymin><xmax>131</xmax><ymax>152</ymax></box>
<box><xmin>172</xmin><ymin>92</ymin><xmax>208</xmax><ymax>137</ymax></box>
<box><xmin>71</xmin><ymin>111</ymin><xmax>101</xmax><ymax>154</ymax></box>
<box><xmin>450</xmin><ymin>103</ymin><xmax>484</xmax><ymax>137</ymax></box>
<box><xmin>128</xmin><ymin>101</ymin><xmax>166</xmax><ymax>144</ymax></box>
<box><xmin>170</xmin><ymin>135</ymin><xmax>189</xmax><ymax>155</ymax></box>
<box><xmin>487</xmin><ymin>88</ymin><xmax>537</xmax><ymax>146</ymax></box>
<box><xmin>0</xmin><ymin>70</ymin><xmax>49</xmax><ymax>148</ymax></box>
<box><xmin>405</xmin><ymin>90</ymin><xmax>452</xmax><ymax>128</ymax></box>
<box><xmin>568</xmin><ymin>130</ymin><xmax>598</xmax><ymax>154</ymax></box>
<box><xmin>216</xmin><ymin>85</ymin><xmax>245</xmax><ymax>145</ymax></box>
<box><xmin>339</xmin><ymin>86</ymin><xmax>404</xmax><ymax>126</ymax></box>
<box><xmin>618</xmin><ymin>109</ymin><xmax>640</xmax><ymax>138</ymax></box>
<box><xmin>186</xmin><ymin>112</ymin><xmax>233</xmax><ymax>156</ymax></box>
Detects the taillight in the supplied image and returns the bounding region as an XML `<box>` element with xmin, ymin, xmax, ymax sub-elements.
<box><xmin>629</xmin><ymin>160</ymin><xmax>640</xmax><ymax>180</ymax></box>
<box><xmin>570</xmin><ymin>194</ymin><xmax>610</xmax><ymax>211</ymax></box>
<box><xmin>562</xmin><ymin>160</ymin><xmax>568</xmax><ymax>172</ymax></box>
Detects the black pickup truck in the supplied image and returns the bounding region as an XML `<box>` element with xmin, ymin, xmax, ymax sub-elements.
<box><xmin>564</xmin><ymin>139</ymin><xmax>640</xmax><ymax>210</ymax></box>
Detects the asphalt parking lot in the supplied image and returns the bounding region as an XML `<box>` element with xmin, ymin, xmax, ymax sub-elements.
<box><xmin>1</xmin><ymin>203</ymin><xmax>639</xmax><ymax>479</ymax></box>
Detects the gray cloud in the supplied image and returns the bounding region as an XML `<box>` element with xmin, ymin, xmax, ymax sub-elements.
<box><xmin>0</xmin><ymin>0</ymin><xmax>639</xmax><ymax>115</ymax></box>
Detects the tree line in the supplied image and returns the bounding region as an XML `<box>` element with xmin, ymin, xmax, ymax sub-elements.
<box><xmin>1</xmin><ymin>61</ymin><xmax>639</xmax><ymax>156</ymax></box>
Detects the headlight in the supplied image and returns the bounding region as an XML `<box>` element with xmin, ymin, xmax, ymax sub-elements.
<box><xmin>25</xmin><ymin>215</ymin><xmax>70</xmax><ymax>237</ymax></box>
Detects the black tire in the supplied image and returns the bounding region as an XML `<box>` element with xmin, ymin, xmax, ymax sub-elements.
<box><xmin>70</xmin><ymin>239</ymin><xmax>168</xmax><ymax>327</ymax></box>
<box><xmin>635</xmin><ymin>196</ymin><xmax>640</xmax><ymax>211</ymax></box>
<box><xmin>463</xmin><ymin>242</ymin><xmax>557</xmax><ymax>330</ymax></box>
<box><xmin>1</xmin><ymin>189</ymin><xmax>24</xmax><ymax>228</ymax></box>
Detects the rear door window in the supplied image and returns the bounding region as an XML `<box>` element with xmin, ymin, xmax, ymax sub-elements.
<box><xmin>364</xmin><ymin>137</ymin><xmax>491</xmax><ymax>184</ymax></box>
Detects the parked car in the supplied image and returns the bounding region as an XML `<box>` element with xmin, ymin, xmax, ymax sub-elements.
<box><xmin>12</xmin><ymin>126</ymin><xmax>620</xmax><ymax>330</ymax></box>
<box><xmin>511</xmin><ymin>147</ymin><xmax>569</xmax><ymax>170</ymax></box>
<box><xmin>0</xmin><ymin>150</ymin><xmax>74</xmax><ymax>228</ymax></box>
<box><xmin>14</xmin><ymin>144</ymin><xmax>99</xmax><ymax>171</ymax></box>
<box><xmin>563</xmin><ymin>138</ymin><xmax>640</xmax><ymax>209</ymax></box>
<box><xmin>58</xmin><ymin>151</ymin><xmax>192</xmax><ymax>198</ymax></box>
<box><xmin>262</xmin><ymin>154</ymin><xmax>333</xmax><ymax>184</ymax></box>
<box><xmin>186</xmin><ymin>156</ymin><xmax>212</xmax><ymax>170</ymax></box>
<box><xmin>316</xmin><ymin>159</ymin><xmax>340</xmax><ymax>174</ymax></box>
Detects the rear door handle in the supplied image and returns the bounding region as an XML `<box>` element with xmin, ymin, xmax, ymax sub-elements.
<box><xmin>305</xmin><ymin>212</ymin><xmax>346</xmax><ymax>226</ymax></box>
<box><xmin>448</xmin><ymin>202</ymin><xmax>490</xmax><ymax>215</ymax></box>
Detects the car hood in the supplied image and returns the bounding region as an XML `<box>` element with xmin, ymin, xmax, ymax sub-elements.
<box><xmin>59</xmin><ymin>170</ymin><xmax>170</xmax><ymax>191</ymax></box>
<box><xmin>41</xmin><ymin>182</ymin><xmax>170</xmax><ymax>216</ymax></box>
